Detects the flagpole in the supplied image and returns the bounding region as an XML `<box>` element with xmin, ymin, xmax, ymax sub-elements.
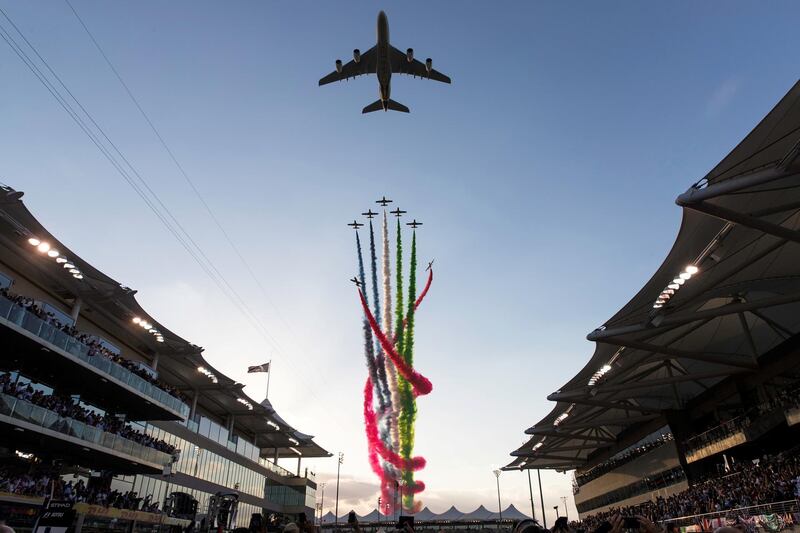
<box><xmin>266</xmin><ymin>360</ymin><xmax>272</xmax><ymax>401</ymax></box>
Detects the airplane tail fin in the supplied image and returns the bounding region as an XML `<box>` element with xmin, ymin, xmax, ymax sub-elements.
<box><xmin>362</xmin><ymin>99</ymin><xmax>410</xmax><ymax>114</ymax></box>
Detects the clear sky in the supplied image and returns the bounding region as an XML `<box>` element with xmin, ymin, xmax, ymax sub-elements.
<box><xmin>1</xmin><ymin>0</ymin><xmax>799</xmax><ymax>524</ymax></box>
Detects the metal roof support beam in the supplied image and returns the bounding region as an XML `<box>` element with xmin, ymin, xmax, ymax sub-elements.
<box><xmin>552</xmin><ymin>414</ymin><xmax>661</xmax><ymax>430</ymax></box>
<box><xmin>679</xmin><ymin>199</ymin><xmax>800</xmax><ymax>245</ymax></box>
<box><xmin>589</xmin><ymin>290</ymin><xmax>800</xmax><ymax>342</ymax></box>
<box><xmin>512</xmin><ymin>444</ymin><xmax>607</xmax><ymax>457</ymax></box>
<box><xmin>599</xmin><ymin>337</ymin><xmax>758</xmax><ymax>370</ymax></box>
<box><xmin>592</xmin><ymin>369</ymin><xmax>749</xmax><ymax>394</ymax></box>
<box><xmin>548</xmin><ymin>396</ymin><xmax>655</xmax><ymax>414</ymax></box>
<box><xmin>525</xmin><ymin>429</ymin><xmax>615</xmax><ymax>442</ymax></box>
<box><xmin>503</xmin><ymin>463</ymin><xmax>580</xmax><ymax>471</ymax></box>
<box><xmin>748</xmin><ymin>309</ymin><xmax>793</xmax><ymax>340</ymax></box>
<box><xmin>594</xmin><ymin>318</ymin><xmax>715</xmax><ymax>385</ymax></box>
<box><xmin>514</xmin><ymin>454</ymin><xmax>585</xmax><ymax>462</ymax></box>
<box><xmin>676</xmin><ymin>166</ymin><xmax>793</xmax><ymax>205</ymax></box>
<box><xmin>737</xmin><ymin>312</ymin><xmax>760</xmax><ymax>363</ymax></box>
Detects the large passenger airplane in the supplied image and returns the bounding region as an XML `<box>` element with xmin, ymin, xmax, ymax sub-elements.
<box><xmin>319</xmin><ymin>11</ymin><xmax>451</xmax><ymax>114</ymax></box>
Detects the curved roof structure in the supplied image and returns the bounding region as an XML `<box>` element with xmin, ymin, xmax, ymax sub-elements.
<box><xmin>0</xmin><ymin>187</ymin><xmax>329</xmax><ymax>459</ymax></box>
<box><xmin>507</xmin><ymin>79</ymin><xmax>800</xmax><ymax>471</ymax></box>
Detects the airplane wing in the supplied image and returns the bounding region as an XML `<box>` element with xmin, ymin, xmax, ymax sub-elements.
<box><xmin>319</xmin><ymin>46</ymin><xmax>378</xmax><ymax>85</ymax></box>
<box><xmin>390</xmin><ymin>46</ymin><xmax>451</xmax><ymax>84</ymax></box>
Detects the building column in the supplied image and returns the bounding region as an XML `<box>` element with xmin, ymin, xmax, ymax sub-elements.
<box><xmin>70</xmin><ymin>298</ymin><xmax>82</xmax><ymax>324</ymax></box>
<box><xmin>297</xmin><ymin>457</ymin><xmax>302</xmax><ymax>476</ymax></box>
<box><xmin>189</xmin><ymin>390</ymin><xmax>198</xmax><ymax>420</ymax></box>
<box><xmin>151</xmin><ymin>352</ymin><xmax>160</xmax><ymax>372</ymax></box>
<box><xmin>274</xmin><ymin>448</ymin><xmax>279</xmax><ymax>465</ymax></box>
<box><xmin>664</xmin><ymin>409</ymin><xmax>695</xmax><ymax>481</ymax></box>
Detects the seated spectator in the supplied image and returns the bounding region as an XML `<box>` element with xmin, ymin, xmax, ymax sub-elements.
<box><xmin>1</xmin><ymin>372</ymin><xmax>178</xmax><ymax>456</ymax></box>
<box><xmin>0</xmin><ymin>287</ymin><xmax>186</xmax><ymax>403</ymax></box>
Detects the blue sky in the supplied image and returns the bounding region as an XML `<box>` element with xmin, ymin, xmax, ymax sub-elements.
<box><xmin>1</xmin><ymin>0</ymin><xmax>799</xmax><ymax>522</ymax></box>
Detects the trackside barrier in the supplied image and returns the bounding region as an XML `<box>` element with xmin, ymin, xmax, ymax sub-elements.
<box><xmin>661</xmin><ymin>499</ymin><xmax>800</xmax><ymax>532</ymax></box>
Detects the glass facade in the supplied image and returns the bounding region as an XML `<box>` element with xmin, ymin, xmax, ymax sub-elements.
<box><xmin>132</xmin><ymin>475</ymin><xmax>261</xmax><ymax>529</ymax></box>
<box><xmin>143</xmin><ymin>424</ymin><xmax>266</xmax><ymax>499</ymax></box>
<box><xmin>129</xmin><ymin>423</ymin><xmax>313</xmax><ymax>528</ymax></box>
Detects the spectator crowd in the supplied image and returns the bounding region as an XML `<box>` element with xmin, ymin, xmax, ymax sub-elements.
<box><xmin>579</xmin><ymin>451</ymin><xmax>800</xmax><ymax>530</ymax></box>
<box><xmin>1</xmin><ymin>372</ymin><xmax>177</xmax><ymax>455</ymax></box>
<box><xmin>576</xmin><ymin>434</ymin><xmax>675</xmax><ymax>487</ymax></box>
<box><xmin>685</xmin><ymin>384</ymin><xmax>800</xmax><ymax>456</ymax></box>
<box><xmin>0</xmin><ymin>467</ymin><xmax>161</xmax><ymax>512</ymax></box>
<box><xmin>0</xmin><ymin>287</ymin><xmax>186</xmax><ymax>403</ymax></box>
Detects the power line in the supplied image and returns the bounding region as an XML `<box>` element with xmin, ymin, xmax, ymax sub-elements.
<box><xmin>0</xmin><ymin>6</ymin><xmax>334</xmax><ymax>413</ymax></box>
<box><xmin>64</xmin><ymin>0</ymin><xmax>322</xmax><ymax>374</ymax></box>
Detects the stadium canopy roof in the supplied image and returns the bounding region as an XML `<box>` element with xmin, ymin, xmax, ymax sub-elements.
<box><xmin>507</xmin><ymin>79</ymin><xmax>800</xmax><ymax>472</ymax></box>
<box><xmin>0</xmin><ymin>187</ymin><xmax>330</xmax><ymax>459</ymax></box>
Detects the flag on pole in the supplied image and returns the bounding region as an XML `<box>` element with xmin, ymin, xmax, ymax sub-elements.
<box><xmin>248</xmin><ymin>362</ymin><xmax>270</xmax><ymax>373</ymax></box>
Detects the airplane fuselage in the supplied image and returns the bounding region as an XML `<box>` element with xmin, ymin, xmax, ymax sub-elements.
<box><xmin>376</xmin><ymin>11</ymin><xmax>391</xmax><ymax>107</ymax></box>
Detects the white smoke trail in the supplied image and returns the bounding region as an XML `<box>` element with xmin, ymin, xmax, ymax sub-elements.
<box><xmin>382</xmin><ymin>210</ymin><xmax>401</xmax><ymax>455</ymax></box>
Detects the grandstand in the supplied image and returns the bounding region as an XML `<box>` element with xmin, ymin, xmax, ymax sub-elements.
<box><xmin>505</xmin><ymin>79</ymin><xmax>800</xmax><ymax>528</ymax></box>
<box><xmin>0</xmin><ymin>186</ymin><xmax>330</xmax><ymax>531</ymax></box>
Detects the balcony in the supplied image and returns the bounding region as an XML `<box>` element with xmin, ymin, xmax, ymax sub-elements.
<box><xmin>0</xmin><ymin>392</ymin><xmax>172</xmax><ymax>473</ymax></box>
<box><xmin>0</xmin><ymin>296</ymin><xmax>188</xmax><ymax>420</ymax></box>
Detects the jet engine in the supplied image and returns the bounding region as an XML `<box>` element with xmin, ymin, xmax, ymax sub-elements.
<box><xmin>353</xmin><ymin>49</ymin><xmax>361</xmax><ymax>63</ymax></box>
<box><xmin>335</xmin><ymin>59</ymin><xmax>342</xmax><ymax>73</ymax></box>
<box><xmin>406</xmin><ymin>48</ymin><xmax>414</xmax><ymax>62</ymax></box>
<box><xmin>425</xmin><ymin>58</ymin><xmax>432</xmax><ymax>73</ymax></box>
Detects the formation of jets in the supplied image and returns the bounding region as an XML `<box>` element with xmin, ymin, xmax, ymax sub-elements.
<box><xmin>346</xmin><ymin>197</ymin><xmax>420</xmax><ymax>228</ymax></box>
<box><xmin>348</xmin><ymin>197</ymin><xmax>431</xmax><ymax>285</ymax></box>
<box><xmin>319</xmin><ymin>11</ymin><xmax>451</xmax><ymax>114</ymax></box>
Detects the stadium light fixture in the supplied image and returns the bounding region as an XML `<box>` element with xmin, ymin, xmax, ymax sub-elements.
<box><xmin>56</xmin><ymin>257</ymin><xmax>67</xmax><ymax>264</ymax></box>
<box><xmin>37</xmin><ymin>242</ymin><xmax>50</xmax><ymax>253</ymax></box>
<box><xmin>267</xmin><ymin>420</ymin><xmax>280</xmax><ymax>431</ymax></box>
<box><xmin>73</xmin><ymin>274</ymin><xmax>83</xmax><ymax>279</ymax></box>
<box><xmin>652</xmin><ymin>264</ymin><xmax>700</xmax><ymax>311</ymax></box>
<box><xmin>27</xmin><ymin>237</ymin><xmax>40</xmax><ymax>246</ymax></box>
<box><xmin>236</xmin><ymin>397</ymin><xmax>254</xmax><ymax>410</ymax></box>
<box><xmin>289</xmin><ymin>447</ymin><xmax>302</xmax><ymax>456</ymax></box>
<box><xmin>47</xmin><ymin>249</ymin><xmax>59</xmax><ymax>258</ymax></box>
<box><xmin>289</xmin><ymin>437</ymin><xmax>300</xmax><ymax>446</ymax></box>
<box><xmin>132</xmin><ymin>317</ymin><xmax>141</xmax><ymax>324</ymax></box>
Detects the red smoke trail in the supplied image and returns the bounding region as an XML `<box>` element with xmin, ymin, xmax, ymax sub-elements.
<box><xmin>391</xmin><ymin>268</ymin><xmax>434</xmax><ymax>345</ymax></box>
<box><xmin>364</xmin><ymin>378</ymin><xmax>426</xmax><ymax>471</ymax></box>
<box><xmin>364</xmin><ymin>378</ymin><xmax>425</xmax><ymax>514</ymax></box>
<box><xmin>358</xmin><ymin>290</ymin><xmax>433</xmax><ymax>395</ymax></box>
<box><xmin>415</xmin><ymin>267</ymin><xmax>433</xmax><ymax>308</ymax></box>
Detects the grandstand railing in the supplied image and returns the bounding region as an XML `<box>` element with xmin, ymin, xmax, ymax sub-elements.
<box><xmin>0</xmin><ymin>392</ymin><xmax>173</xmax><ymax>467</ymax></box>
<box><xmin>660</xmin><ymin>499</ymin><xmax>800</xmax><ymax>528</ymax></box>
<box><xmin>0</xmin><ymin>296</ymin><xmax>189</xmax><ymax>417</ymax></box>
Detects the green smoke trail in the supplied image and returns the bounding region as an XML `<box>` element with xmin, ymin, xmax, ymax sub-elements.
<box><xmin>394</xmin><ymin>219</ymin><xmax>405</xmax><ymax>357</ymax></box>
<box><xmin>400</xmin><ymin>230</ymin><xmax>418</xmax><ymax>509</ymax></box>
